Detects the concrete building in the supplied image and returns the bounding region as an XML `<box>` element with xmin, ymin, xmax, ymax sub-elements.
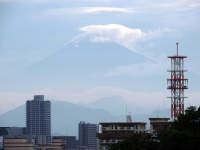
<box><xmin>3</xmin><ymin>138</ymin><xmax>34</xmax><ymax>150</ymax></box>
<box><xmin>0</xmin><ymin>136</ymin><xmax>3</xmax><ymax>150</ymax></box>
<box><xmin>64</xmin><ymin>136</ymin><xmax>77</xmax><ymax>150</ymax></box>
<box><xmin>149</xmin><ymin>118</ymin><xmax>170</xmax><ymax>136</ymax></box>
<box><xmin>78</xmin><ymin>122</ymin><xmax>98</xmax><ymax>150</ymax></box>
<box><xmin>53</xmin><ymin>136</ymin><xmax>78</xmax><ymax>150</ymax></box>
<box><xmin>26</xmin><ymin>95</ymin><xmax>51</xmax><ymax>144</ymax></box>
<box><xmin>3</xmin><ymin>137</ymin><xmax>64</xmax><ymax>150</ymax></box>
<box><xmin>98</xmin><ymin>122</ymin><xmax>146</xmax><ymax>150</ymax></box>
<box><xmin>0</xmin><ymin>127</ymin><xmax>26</xmax><ymax>137</ymax></box>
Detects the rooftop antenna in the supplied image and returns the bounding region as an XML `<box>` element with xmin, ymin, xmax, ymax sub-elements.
<box><xmin>126</xmin><ymin>112</ymin><xmax>132</xmax><ymax>123</ymax></box>
<box><xmin>176</xmin><ymin>42</ymin><xmax>179</xmax><ymax>56</ymax></box>
<box><xmin>125</xmin><ymin>104</ymin><xmax>132</xmax><ymax>122</ymax></box>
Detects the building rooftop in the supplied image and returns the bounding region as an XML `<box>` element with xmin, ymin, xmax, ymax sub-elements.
<box><xmin>34</xmin><ymin>95</ymin><xmax>45</xmax><ymax>101</ymax></box>
<box><xmin>168</xmin><ymin>55</ymin><xmax>187</xmax><ymax>58</ymax></box>
<box><xmin>149</xmin><ymin>118</ymin><xmax>170</xmax><ymax>121</ymax></box>
<box><xmin>99</xmin><ymin>122</ymin><xmax>146</xmax><ymax>125</ymax></box>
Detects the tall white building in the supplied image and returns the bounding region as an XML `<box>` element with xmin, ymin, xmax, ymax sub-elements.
<box><xmin>26</xmin><ymin>95</ymin><xmax>51</xmax><ymax>144</ymax></box>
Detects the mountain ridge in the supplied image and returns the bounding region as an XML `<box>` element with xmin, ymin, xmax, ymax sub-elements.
<box><xmin>0</xmin><ymin>100</ymin><xmax>119</xmax><ymax>136</ymax></box>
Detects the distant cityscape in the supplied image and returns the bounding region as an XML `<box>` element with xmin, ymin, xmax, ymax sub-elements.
<box><xmin>0</xmin><ymin>44</ymin><xmax>190</xmax><ymax>150</ymax></box>
<box><xmin>1</xmin><ymin>0</ymin><xmax>200</xmax><ymax>149</ymax></box>
<box><xmin>0</xmin><ymin>94</ymin><xmax>170</xmax><ymax>150</ymax></box>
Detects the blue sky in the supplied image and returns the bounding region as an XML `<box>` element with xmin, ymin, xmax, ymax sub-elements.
<box><xmin>0</xmin><ymin>0</ymin><xmax>200</xmax><ymax>115</ymax></box>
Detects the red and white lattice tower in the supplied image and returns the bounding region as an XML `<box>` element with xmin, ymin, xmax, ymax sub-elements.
<box><xmin>167</xmin><ymin>43</ymin><xmax>188</xmax><ymax>119</ymax></box>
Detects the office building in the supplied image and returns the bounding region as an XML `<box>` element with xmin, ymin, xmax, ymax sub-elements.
<box><xmin>79</xmin><ymin>122</ymin><xmax>98</xmax><ymax>150</ymax></box>
<box><xmin>98</xmin><ymin>122</ymin><xmax>146</xmax><ymax>150</ymax></box>
<box><xmin>26</xmin><ymin>95</ymin><xmax>51</xmax><ymax>144</ymax></box>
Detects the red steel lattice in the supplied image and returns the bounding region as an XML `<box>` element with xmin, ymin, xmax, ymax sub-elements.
<box><xmin>167</xmin><ymin>43</ymin><xmax>188</xmax><ymax>119</ymax></box>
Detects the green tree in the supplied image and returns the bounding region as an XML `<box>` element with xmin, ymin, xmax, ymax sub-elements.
<box><xmin>109</xmin><ymin>106</ymin><xmax>200</xmax><ymax>150</ymax></box>
<box><xmin>160</xmin><ymin>106</ymin><xmax>200</xmax><ymax>150</ymax></box>
<box><xmin>109</xmin><ymin>134</ymin><xmax>159</xmax><ymax>150</ymax></box>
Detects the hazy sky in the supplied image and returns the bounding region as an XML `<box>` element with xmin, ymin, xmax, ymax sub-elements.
<box><xmin>0</xmin><ymin>0</ymin><xmax>200</xmax><ymax>115</ymax></box>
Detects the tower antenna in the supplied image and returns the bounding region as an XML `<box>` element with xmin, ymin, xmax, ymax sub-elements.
<box><xmin>176</xmin><ymin>42</ymin><xmax>179</xmax><ymax>56</ymax></box>
<box><xmin>167</xmin><ymin>43</ymin><xmax>188</xmax><ymax>119</ymax></box>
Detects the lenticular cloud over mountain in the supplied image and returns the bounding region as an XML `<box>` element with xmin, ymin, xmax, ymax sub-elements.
<box><xmin>79</xmin><ymin>24</ymin><xmax>169</xmax><ymax>55</ymax></box>
<box><xmin>80</xmin><ymin>24</ymin><xmax>146</xmax><ymax>51</ymax></box>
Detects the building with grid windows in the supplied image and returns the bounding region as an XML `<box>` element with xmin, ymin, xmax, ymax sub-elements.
<box><xmin>26</xmin><ymin>95</ymin><xmax>51</xmax><ymax>144</ymax></box>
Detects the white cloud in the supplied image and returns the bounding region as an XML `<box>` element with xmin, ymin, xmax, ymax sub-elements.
<box><xmin>0</xmin><ymin>0</ymin><xmax>112</xmax><ymax>3</ymax></box>
<box><xmin>83</xmin><ymin>7</ymin><xmax>132</xmax><ymax>13</ymax></box>
<box><xmin>43</xmin><ymin>0</ymin><xmax>200</xmax><ymax>17</ymax></box>
<box><xmin>79</xmin><ymin>24</ymin><xmax>171</xmax><ymax>57</ymax></box>
<box><xmin>0</xmin><ymin>0</ymin><xmax>56</xmax><ymax>3</ymax></box>
<box><xmin>80</xmin><ymin>24</ymin><xmax>147</xmax><ymax>52</ymax></box>
<box><xmin>45</xmin><ymin>7</ymin><xmax>134</xmax><ymax>16</ymax></box>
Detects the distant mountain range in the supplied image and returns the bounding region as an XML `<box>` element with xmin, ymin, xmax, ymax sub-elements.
<box><xmin>0</xmin><ymin>100</ymin><xmax>120</xmax><ymax>136</ymax></box>
<box><xmin>86</xmin><ymin>96</ymin><xmax>170</xmax><ymax>121</ymax></box>
<box><xmin>0</xmin><ymin>97</ymin><xmax>170</xmax><ymax>136</ymax></box>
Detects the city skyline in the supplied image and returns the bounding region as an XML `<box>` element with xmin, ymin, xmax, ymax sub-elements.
<box><xmin>0</xmin><ymin>0</ymin><xmax>200</xmax><ymax>117</ymax></box>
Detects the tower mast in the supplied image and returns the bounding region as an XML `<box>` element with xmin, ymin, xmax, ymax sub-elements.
<box><xmin>167</xmin><ymin>43</ymin><xmax>188</xmax><ymax>119</ymax></box>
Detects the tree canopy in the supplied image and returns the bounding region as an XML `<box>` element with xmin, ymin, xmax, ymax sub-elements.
<box><xmin>109</xmin><ymin>106</ymin><xmax>200</xmax><ymax>150</ymax></box>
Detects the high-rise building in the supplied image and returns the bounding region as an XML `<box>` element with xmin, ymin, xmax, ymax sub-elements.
<box><xmin>26</xmin><ymin>95</ymin><xmax>51</xmax><ymax>144</ymax></box>
<box><xmin>78</xmin><ymin>122</ymin><xmax>98</xmax><ymax>150</ymax></box>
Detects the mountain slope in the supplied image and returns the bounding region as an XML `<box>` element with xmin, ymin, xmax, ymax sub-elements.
<box><xmin>0</xmin><ymin>100</ymin><xmax>118</xmax><ymax>136</ymax></box>
<box><xmin>2</xmin><ymin>42</ymin><xmax>146</xmax><ymax>90</ymax></box>
<box><xmin>87</xmin><ymin>96</ymin><xmax>170</xmax><ymax>122</ymax></box>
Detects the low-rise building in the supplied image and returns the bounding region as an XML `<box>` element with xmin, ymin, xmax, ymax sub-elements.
<box><xmin>98</xmin><ymin>122</ymin><xmax>146</xmax><ymax>150</ymax></box>
<box><xmin>3</xmin><ymin>137</ymin><xmax>64</xmax><ymax>150</ymax></box>
<box><xmin>3</xmin><ymin>138</ymin><xmax>34</xmax><ymax>150</ymax></box>
<box><xmin>53</xmin><ymin>136</ymin><xmax>78</xmax><ymax>150</ymax></box>
<box><xmin>0</xmin><ymin>127</ymin><xmax>26</xmax><ymax>137</ymax></box>
<box><xmin>0</xmin><ymin>136</ymin><xmax>3</xmax><ymax>150</ymax></box>
<box><xmin>149</xmin><ymin>118</ymin><xmax>170</xmax><ymax>136</ymax></box>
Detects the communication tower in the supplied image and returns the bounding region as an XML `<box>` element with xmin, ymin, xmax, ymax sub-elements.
<box><xmin>167</xmin><ymin>43</ymin><xmax>188</xmax><ymax>119</ymax></box>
